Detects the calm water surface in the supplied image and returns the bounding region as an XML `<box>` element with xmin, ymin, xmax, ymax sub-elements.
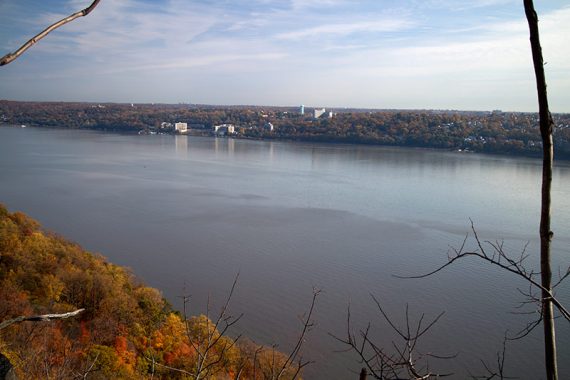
<box><xmin>1</xmin><ymin>126</ymin><xmax>569</xmax><ymax>379</ymax></box>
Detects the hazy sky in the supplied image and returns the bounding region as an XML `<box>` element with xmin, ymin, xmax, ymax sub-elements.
<box><xmin>0</xmin><ymin>0</ymin><xmax>569</xmax><ymax>111</ymax></box>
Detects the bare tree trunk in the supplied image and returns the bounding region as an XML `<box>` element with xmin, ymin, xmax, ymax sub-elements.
<box><xmin>523</xmin><ymin>1</ymin><xmax>557</xmax><ymax>379</ymax></box>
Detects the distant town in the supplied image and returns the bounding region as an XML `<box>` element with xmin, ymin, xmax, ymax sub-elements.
<box><xmin>2</xmin><ymin>100</ymin><xmax>570</xmax><ymax>159</ymax></box>
<box><xmin>157</xmin><ymin>105</ymin><xmax>331</xmax><ymax>137</ymax></box>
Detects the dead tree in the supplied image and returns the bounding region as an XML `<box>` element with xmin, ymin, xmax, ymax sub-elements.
<box><xmin>398</xmin><ymin>223</ymin><xmax>569</xmax><ymax>324</ymax></box>
<box><xmin>523</xmin><ymin>1</ymin><xmax>558</xmax><ymax>379</ymax></box>
<box><xmin>263</xmin><ymin>288</ymin><xmax>320</xmax><ymax>380</ymax></box>
<box><xmin>144</xmin><ymin>275</ymin><xmax>244</xmax><ymax>379</ymax></box>
<box><xmin>145</xmin><ymin>276</ymin><xmax>318</xmax><ymax>380</ymax></box>
<box><xmin>402</xmin><ymin>2</ymin><xmax>566</xmax><ymax>379</ymax></box>
<box><xmin>332</xmin><ymin>300</ymin><xmax>454</xmax><ymax>380</ymax></box>
<box><xmin>467</xmin><ymin>334</ymin><xmax>509</xmax><ymax>380</ymax></box>
<box><xmin>0</xmin><ymin>0</ymin><xmax>102</xmax><ymax>66</ymax></box>
<box><xmin>183</xmin><ymin>274</ymin><xmax>243</xmax><ymax>380</ymax></box>
<box><xmin>343</xmin><ymin>2</ymin><xmax>566</xmax><ymax>378</ymax></box>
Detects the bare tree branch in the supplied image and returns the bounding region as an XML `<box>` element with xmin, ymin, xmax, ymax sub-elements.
<box><xmin>73</xmin><ymin>352</ymin><xmax>100</xmax><ymax>380</ymax></box>
<box><xmin>144</xmin><ymin>359</ymin><xmax>195</xmax><ymax>376</ymax></box>
<box><xmin>468</xmin><ymin>334</ymin><xmax>519</xmax><ymax>380</ymax></box>
<box><xmin>180</xmin><ymin>273</ymin><xmax>243</xmax><ymax>380</ymax></box>
<box><xmin>395</xmin><ymin>221</ymin><xmax>570</xmax><ymax>323</ymax></box>
<box><xmin>332</xmin><ymin>300</ymin><xmax>454</xmax><ymax>380</ymax></box>
<box><xmin>552</xmin><ymin>266</ymin><xmax>570</xmax><ymax>289</ymax></box>
<box><xmin>275</xmin><ymin>288</ymin><xmax>320</xmax><ymax>380</ymax></box>
<box><xmin>148</xmin><ymin>278</ymin><xmax>317</xmax><ymax>380</ymax></box>
<box><xmin>0</xmin><ymin>309</ymin><xmax>85</xmax><ymax>330</ymax></box>
<box><xmin>0</xmin><ymin>0</ymin><xmax>102</xmax><ymax>66</ymax></box>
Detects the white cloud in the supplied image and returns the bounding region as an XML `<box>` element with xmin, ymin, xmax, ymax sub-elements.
<box><xmin>1</xmin><ymin>0</ymin><xmax>569</xmax><ymax>110</ymax></box>
<box><xmin>275</xmin><ymin>19</ymin><xmax>415</xmax><ymax>40</ymax></box>
<box><xmin>415</xmin><ymin>0</ymin><xmax>518</xmax><ymax>12</ymax></box>
<box><xmin>290</xmin><ymin>0</ymin><xmax>349</xmax><ymax>11</ymax></box>
<box><xmin>101</xmin><ymin>52</ymin><xmax>288</xmax><ymax>75</ymax></box>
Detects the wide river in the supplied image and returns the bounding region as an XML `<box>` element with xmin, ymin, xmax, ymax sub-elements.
<box><xmin>0</xmin><ymin>125</ymin><xmax>569</xmax><ymax>379</ymax></box>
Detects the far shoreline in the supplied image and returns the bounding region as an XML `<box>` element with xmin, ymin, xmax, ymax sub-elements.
<box><xmin>4</xmin><ymin>122</ymin><xmax>567</xmax><ymax>164</ymax></box>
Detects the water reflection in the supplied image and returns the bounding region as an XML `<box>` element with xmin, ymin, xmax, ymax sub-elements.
<box><xmin>213</xmin><ymin>137</ymin><xmax>235</xmax><ymax>158</ymax></box>
<box><xmin>174</xmin><ymin>135</ymin><xmax>188</xmax><ymax>156</ymax></box>
<box><xmin>0</xmin><ymin>126</ymin><xmax>569</xmax><ymax>379</ymax></box>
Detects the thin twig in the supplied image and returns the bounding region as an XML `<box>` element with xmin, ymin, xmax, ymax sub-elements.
<box><xmin>331</xmin><ymin>300</ymin><xmax>453</xmax><ymax>379</ymax></box>
<box><xmin>276</xmin><ymin>288</ymin><xmax>320</xmax><ymax>379</ymax></box>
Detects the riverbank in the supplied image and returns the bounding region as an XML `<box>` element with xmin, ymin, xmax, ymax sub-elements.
<box><xmin>2</xmin><ymin>100</ymin><xmax>569</xmax><ymax>160</ymax></box>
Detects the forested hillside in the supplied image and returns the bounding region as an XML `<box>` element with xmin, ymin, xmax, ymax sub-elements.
<box><xmin>2</xmin><ymin>100</ymin><xmax>570</xmax><ymax>159</ymax></box>
<box><xmin>0</xmin><ymin>204</ymin><xmax>298</xmax><ymax>379</ymax></box>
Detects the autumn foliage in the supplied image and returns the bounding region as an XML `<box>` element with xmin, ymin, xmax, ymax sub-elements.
<box><xmin>0</xmin><ymin>204</ymin><xmax>300</xmax><ymax>379</ymax></box>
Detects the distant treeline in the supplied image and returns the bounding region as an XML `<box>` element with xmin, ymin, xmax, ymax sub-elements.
<box><xmin>2</xmin><ymin>100</ymin><xmax>570</xmax><ymax>159</ymax></box>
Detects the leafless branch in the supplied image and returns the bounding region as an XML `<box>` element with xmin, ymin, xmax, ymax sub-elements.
<box><xmin>149</xmin><ymin>278</ymin><xmax>317</xmax><ymax>380</ymax></box>
<box><xmin>468</xmin><ymin>334</ymin><xmax>518</xmax><ymax>380</ymax></box>
<box><xmin>275</xmin><ymin>287</ymin><xmax>320</xmax><ymax>380</ymax></box>
<box><xmin>0</xmin><ymin>0</ymin><xmax>102</xmax><ymax>66</ymax></box>
<box><xmin>552</xmin><ymin>266</ymin><xmax>570</xmax><ymax>289</ymax></box>
<box><xmin>144</xmin><ymin>359</ymin><xmax>194</xmax><ymax>376</ymax></box>
<box><xmin>180</xmin><ymin>273</ymin><xmax>243</xmax><ymax>380</ymax></box>
<box><xmin>396</xmin><ymin>221</ymin><xmax>570</xmax><ymax>323</ymax></box>
<box><xmin>0</xmin><ymin>309</ymin><xmax>85</xmax><ymax>330</ymax></box>
<box><xmin>331</xmin><ymin>300</ymin><xmax>454</xmax><ymax>379</ymax></box>
<box><xmin>73</xmin><ymin>352</ymin><xmax>100</xmax><ymax>380</ymax></box>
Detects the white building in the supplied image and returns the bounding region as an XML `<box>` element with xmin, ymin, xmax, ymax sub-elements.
<box><xmin>213</xmin><ymin>124</ymin><xmax>236</xmax><ymax>135</ymax></box>
<box><xmin>175</xmin><ymin>122</ymin><xmax>188</xmax><ymax>133</ymax></box>
<box><xmin>300</xmin><ymin>104</ymin><xmax>305</xmax><ymax>115</ymax></box>
<box><xmin>313</xmin><ymin>108</ymin><xmax>326</xmax><ymax>119</ymax></box>
<box><xmin>264</xmin><ymin>122</ymin><xmax>274</xmax><ymax>132</ymax></box>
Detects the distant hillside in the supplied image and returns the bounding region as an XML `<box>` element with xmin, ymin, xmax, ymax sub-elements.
<box><xmin>2</xmin><ymin>100</ymin><xmax>570</xmax><ymax>159</ymax></box>
<box><xmin>0</xmin><ymin>204</ymin><xmax>300</xmax><ymax>379</ymax></box>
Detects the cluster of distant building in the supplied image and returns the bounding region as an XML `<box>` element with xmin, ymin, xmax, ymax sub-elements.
<box><xmin>212</xmin><ymin>123</ymin><xmax>274</xmax><ymax>135</ymax></box>
<box><xmin>168</xmin><ymin>122</ymin><xmax>273</xmax><ymax>136</ymax></box>
<box><xmin>164</xmin><ymin>104</ymin><xmax>331</xmax><ymax>137</ymax></box>
<box><xmin>213</xmin><ymin>124</ymin><xmax>235</xmax><ymax>135</ymax></box>
<box><xmin>299</xmin><ymin>104</ymin><xmax>334</xmax><ymax>119</ymax></box>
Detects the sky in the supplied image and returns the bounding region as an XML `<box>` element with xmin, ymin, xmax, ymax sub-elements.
<box><xmin>0</xmin><ymin>0</ymin><xmax>569</xmax><ymax>112</ymax></box>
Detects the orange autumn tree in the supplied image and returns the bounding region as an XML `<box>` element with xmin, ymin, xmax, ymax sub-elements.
<box><xmin>0</xmin><ymin>204</ymin><xmax>306</xmax><ymax>379</ymax></box>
